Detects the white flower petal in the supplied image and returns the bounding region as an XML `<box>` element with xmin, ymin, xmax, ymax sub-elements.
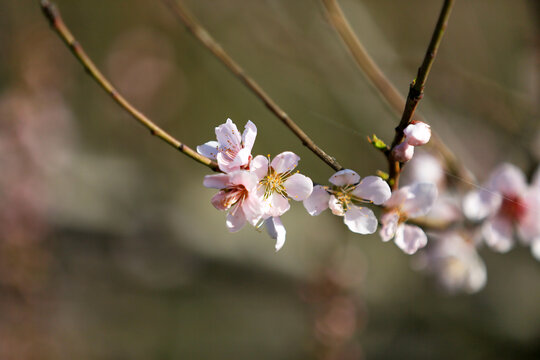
<box><xmin>270</xmin><ymin>151</ymin><xmax>300</xmax><ymax>174</ymax></box>
<box><xmin>487</xmin><ymin>163</ymin><xmax>527</xmax><ymax>195</ymax></box>
<box><xmin>250</xmin><ymin>155</ymin><xmax>269</xmax><ymax>180</ymax></box>
<box><xmin>284</xmin><ymin>173</ymin><xmax>313</xmax><ymax>201</ymax></box>
<box><xmin>196</xmin><ymin>141</ymin><xmax>219</xmax><ymax>160</ymax></box>
<box><xmin>343</xmin><ymin>206</ymin><xmax>378</xmax><ymax>234</ymax></box>
<box><xmin>379</xmin><ymin>211</ymin><xmax>399</xmax><ymax>242</ymax></box>
<box><xmin>217</xmin><ymin>151</ymin><xmax>244</xmax><ymax>173</ymax></box>
<box><xmin>352</xmin><ymin>176</ymin><xmax>391</xmax><ymax>205</ymax></box>
<box><xmin>394</xmin><ymin>224</ymin><xmax>428</xmax><ymax>255</ymax></box>
<box><xmin>401</xmin><ymin>182</ymin><xmax>438</xmax><ymax>218</ymax></box>
<box><xmin>265</xmin><ymin>217</ymin><xmax>287</xmax><ymax>251</ymax></box>
<box><xmin>226</xmin><ymin>206</ymin><xmax>246</xmax><ymax>232</ymax></box>
<box><xmin>329</xmin><ymin>169</ymin><xmax>360</xmax><ymax>186</ymax></box>
<box><xmin>215</xmin><ymin>118</ymin><xmax>241</xmax><ymax>151</ymax></box>
<box><xmin>392</xmin><ymin>141</ymin><xmax>414</xmax><ymax>163</ymax></box>
<box><xmin>482</xmin><ymin>216</ymin><xmax>514</xmax><ymax>253</ymax></box>
<box><xmin>404</xmin><ymin>122</ymin><xmax>431</xmax><ymax>146</ymax></box>
<box><xmin>462</xmin><ymin>189</ymin><xmax>501</xmax><ymax>221</ymax></box>
<box><xmin>203</xmin><ymin>173</ymin><xmax>230</xmax><ymax>189</ymax></box>
<box><xmin>241</xmin><ymin>120</ymin><xmax>257</xmax><ymax>154</ymax></box>
<box><xmin>329</xmin><ymin>195</ymin><xmax>345</xmax><ymax>216</ymax></box>
<box><xmin>303</xmin><ymin>185</ymin><xmax>330</xmax><ymax>216</ymax></box>
<box><xmin>266</xmin><ymin>193</ymin><xmax>290</xmax><ymax>217</ymax></box>
<box><xmin>383</xmin><ymin>187</ymin><xmax>409</xmax><ymax>209</ymax></box>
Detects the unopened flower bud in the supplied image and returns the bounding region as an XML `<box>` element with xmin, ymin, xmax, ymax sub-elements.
<box><xmin>392</xmin><ymin>141</ymin><xmax>415</xmax><ymax>162</ymax></box>
<box><xmin>404</xmin><ymin>121</ymin><xmax>431</xmax><ymax>146</ymax></box>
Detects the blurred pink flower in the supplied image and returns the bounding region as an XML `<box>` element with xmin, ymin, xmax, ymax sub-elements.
<box><xmin>392</xmin><ymin>141</ymin><xmax>414</xmax><ymax>163</ymax></box>
<box><xmin>463</xmin><ymin>163</ymin><xmax>540</xmax><ymax>253</ymax></box>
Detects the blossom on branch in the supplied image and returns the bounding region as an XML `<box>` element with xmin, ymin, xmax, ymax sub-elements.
<box><xmin>197</xmin><ymin>118</ymin><xmax>257</xmax><ymax>173</ymax></box>
<box><xmin>380</xmin><ymin>183</ymin><xmax>438</xmax><ymax>254</ymax></box>
<box><xmin>463</xmin><ymin>163</ymin><xmax>540</xmax><ymax>253</ymax></box>
<box><xmin>404</xmin><ymin>121</ymin><xmax>431</xmax><ymax>146</ymax></box>
<box><xmin>303</xmin><ymin>170</ymin><xmax>391</xmax><ymax>234</ymax></box>
<box><xmin>203</xmin><ymin>170</ymin><xmax>263</xmax><ymax>232</ymax></box>
<box><xmin>252</xmin><ymin>151</ymin><xmax>313</xmax><ymax>251</ymax></box>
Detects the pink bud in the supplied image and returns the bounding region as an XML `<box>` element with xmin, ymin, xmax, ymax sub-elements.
<box><xmin>404</xmin><ymin>122</ymin><xmax>431</xmax><ymax>146</ymax></box>
<box><xmin>392</xmin><ymin>142</ymin><xmax>415</xmax><ymax>163</ymax></box>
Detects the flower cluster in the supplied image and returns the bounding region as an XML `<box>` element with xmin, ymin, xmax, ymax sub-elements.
<box><xmin>199</xmin><ymin>119</ymin><xmax>313</xmax><ymax>251</ymax></box>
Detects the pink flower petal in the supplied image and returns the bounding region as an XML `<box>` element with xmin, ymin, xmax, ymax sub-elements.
<box><xmin>241</xmin><ymin>192</ymin><xmax>264</xmax><ymax>226</ymax></box>
<box><xmin>250</xmin><ymin>155</ymin><xmax>269</xmax><ymax>180</ymax></box>
<box><xmin>215</xmin><ymin>118</ymin><xmax>241</xmax><ymax>151</ymax></box>
<box><xmin>392</xmin><ymin>141</ymin><xmax>414</xmax><ymax>163</ymax></box>
<box><xmin>487</xmin><ymin>163</ymin><xmax>527</xmax><ymax>196</ymax></box>
<box><xmin>462</xmin><ymin>189</ymin><xmax>501</xmax><ymax>221</ymax></box>
<box><xmin>226</xmin><ymin>206</ymin><xmax>246</xmax><ymax>232</ymax></box>
<box><xmin>329</xmin><ymin>195</ymin><xmax>345</xmax><ymax>216</ymax></box>
<box><xmin>383</xmin><ymin>187</ymin><xmax>409</xmax><ymax>209</ymax></box>
<box><xmin>210</xmin><ymin>190</ymin><xmax>231</xmax><ymax>210</ymax></box>
<box><xmin>241</xmin><ymin>120</ymin><xmax>257</xmax><ymax>154</ymax></box>
<box><xmin>517</xmin><ymin>189</ymin><xmax>540</xmax><ymax>244</ymax></box>
<box><xmin>303</xmin><ymin>185</ymin><xmax>330</xmax><ymax>216</ymax></box>
<box><xmin>266</xmin><ymin>193</ymin><xmax>291</xmax><ymax>217</ymax></box>
<box><xmin>401</xmin><ymin>182</ymin><xmax>438</xmax><ymax>218</ymax></box>
<box><xmin>352</xmin><ymin>176</ymin><xmax>391</xmax><ymax>205</ymax></box>
<box><xmin>203</xmin><ymin>173</ymin><xmax>230</xmax><ymax>189</ymax></box>
<box><xmin>343</xmin><ymin>206</ymin><xmax>378</xmax><ymax>234</ymax></box>
<box><xmin>394</xmin><ymin>224</ymin><xmax>428</xmax><ymax>254</ymax></box>
<box><xmin>379</xmin><ymin>210</ymin><xmax>399</xmax><ymax>242</ymax></box>
<box><xmin>329</xmin><ymin>169</ymin><xmax>360</xmax><ymax>186</ymax></box>
<box><xmin>404</xmin><ymin>122</ymin><xmax>431</xmax><ymax>146</ymax></box>
<box><xmin>265</xmin><ymin>216</ymin><xmax>286</xmax><ymax>251</ymax></box>
<box><xmin>228</xmin><ymin>171</ymin><xmax>259</xmax><ymax>192</ymax></box>
<box><xmin>270</xmin><ymin>151</ymin><xmax>300</xmax><ymax>174</ymax></box>
<box><xmin>482</xmin><ymin>216</ymin><xmax>514</xmax><ymax>253</ymax></box>
<box><xmin>284</xmin><ymin>173</ymin><xmax>313</xmax><ymax>201</ymax></box>
<box><xmin>196</xmin><ymin>141</ymin><xmax>218</xmax><ymax>160</ymax></box>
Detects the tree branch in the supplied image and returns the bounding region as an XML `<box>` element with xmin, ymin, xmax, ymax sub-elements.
<box><xmin>40</xmin><ymin>0</ymin><xmax>219</xmax><ymax>171</ymax></box>
<box><xmin>162</xmin><ymin>0</ymin><xmax>344</xmax><ymax>172</ymax></box>
<box><xmin>321</xmin><ymin>0</ymin><xmax>473</xmax><ymax>189</ymax></box>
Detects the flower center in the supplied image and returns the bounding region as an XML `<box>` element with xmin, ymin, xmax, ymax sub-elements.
<box><xmin>499</xmin><ymin>194</ymin><xmax>526</xmax><ymax>222</ymax></box>
<box><xmin>223</xmin><ymin>185</ymin><xmax>248</xmax><ymax>209</ymax></box>
<box><xmin>328</xmin><ymin>184</ymin><xmax>371</xmax><ymax>212</ymax></box>
<box><xmin>260</xmin><ymin>167</ymin><xmax>290</xmax><ymax>199</ymax></box>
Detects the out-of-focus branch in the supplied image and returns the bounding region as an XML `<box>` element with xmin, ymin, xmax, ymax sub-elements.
<box><xmin>162</xmin><ymin>0</ymin><xmax>344</xmax><ymax>172</ymax></box>
<box><xmin>40</xmin><ymin>0</ymin><xmax>219</xmax><ymax>171</ymax></box>
<box><xmin>321</xmin><ymin>0</ymin><xmax>474</xmax><ymax>189</ymax></box>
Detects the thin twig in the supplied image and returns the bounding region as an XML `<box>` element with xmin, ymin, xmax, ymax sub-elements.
<box><xmin>321</xmin><ymin>0</ymin><xmax>473</xmax><ymax>189</ymax></box>
<box><xmin>40</xmin><ymin>0</ymin><xmax>219</xmax><ymax>171</ymax></box>
<box><xmin>162</xmin><ymin>0</ymin><xmax>344</xmax><ymax>172</ymax></box>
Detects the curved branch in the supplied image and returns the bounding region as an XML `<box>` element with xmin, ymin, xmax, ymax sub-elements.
<box><xmin>40</xmin><ymin>0</ymin><xmax>219</xmax><ymax>171</ymax></box>
<box><xmin>162</xmin><ymin>0</ymin><xmax>344</xmax><ymax>172</ymax></box>
<box><xmin>321</xmin><ymin>0</ymin><xmax>474</xmax><ymax>189</ymax></box>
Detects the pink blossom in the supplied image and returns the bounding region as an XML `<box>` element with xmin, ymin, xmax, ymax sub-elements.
<box><xmin>197</xmin><ymin>118</ymin><xmax>257</xmax><ymax>173</ymax></box>
<box><xmin>416</xmin><ymin>232</ymin><xmax>487</xmax><ymax>294</ymax></box>
<box><xmin>392</xmin><ymin>141</ymin><xmax>415</xmax><ymax>163</ymax></box>
<box><xmin>204</xmin><ymin>170</ymin><xmax>264</xmax><ymax>232</ymax></box>
<box><xmin>303</xmin><ymin>170</ymin><xmax>391</xmax><ymax>234</ymax></box>
<box><xmin>380</xmin><ymin>183</ymin><xmax>438</xmax><ymax>254</ymax></box>
<box><xmin>404</xmin><ymin>121</ymin><xmax>431</xmax><ymax>146</ymax></box>
<box><xmin>463</xmin><ymin>163</ymin><xmax>540</xmax><ymax>253</ymax></box>
<box><xmin>251</xmin><ymin>151</ymin><xmax>313</xmax><ymax>250</ymax></box>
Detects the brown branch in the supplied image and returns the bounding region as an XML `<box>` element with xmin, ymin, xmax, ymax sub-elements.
<box><xmin>321</xmin><ymin>0</ymin><xmax>473</xmax><ymax>189</ymax></box>
<box><xmin>162</xmin><ymin>0</ymin><xmax>344</xmax><ymax>172</ymax></box>
<box><xmin>40</xmin><ymin>0</ymin><xmax>219</xmax><ymax>171</ymax></box>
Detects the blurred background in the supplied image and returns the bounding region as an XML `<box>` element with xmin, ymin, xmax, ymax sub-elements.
<box><xmin>1</xmin><ymin>0</ymin><xmax>539</xmax><ymax>359</ymax></box>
